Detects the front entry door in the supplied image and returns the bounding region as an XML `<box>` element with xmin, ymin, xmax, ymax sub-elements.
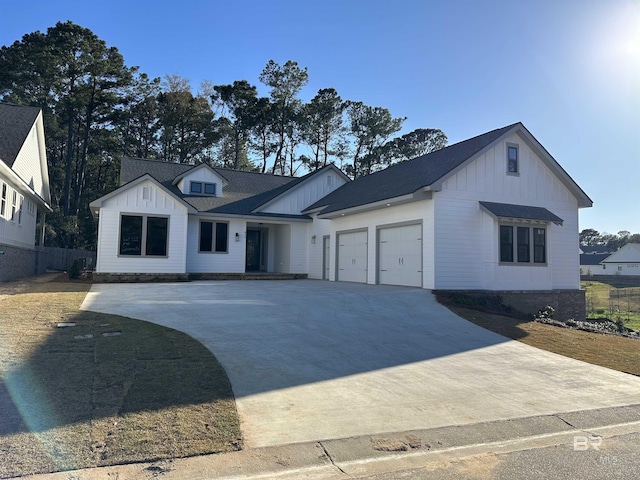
<box><xmin>246</xmin><ymin>229</ymin><xmax>262</xmax><ymax>271</ymax></box>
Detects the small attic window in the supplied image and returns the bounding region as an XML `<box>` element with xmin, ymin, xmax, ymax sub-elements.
<box><xmin>142</xmin><ymin>186</ymin><xmax>150</xmax><ymax>200</ymax></box>
<box><xmin>327</xmin><ymin>175</ymin><xmax>334</xmax><ymax>187</ymax></box>
<box><xmin>507</xmin><ymin>144</ymin><xmax>519</xmax><ymax>175</ymax></box>
<box><xmin>190</xmin><ymin>181</ymin><xmax>216</xmax><ymax>196</ymax></box>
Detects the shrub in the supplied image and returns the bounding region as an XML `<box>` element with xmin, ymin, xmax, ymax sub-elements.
<box><xmin>68</xmin><ymin>259</ymin><xmax>81</xmax><ymax>279</ymax></box>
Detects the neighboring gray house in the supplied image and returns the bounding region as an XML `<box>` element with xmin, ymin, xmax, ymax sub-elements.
<box><xmin>91</xmin><ymin>122</ymin><xmax>592</xmax><ymax>319</ymax></box>
<box><xmin>0</xmin><ymin>104</ymin><xmax>52</xmax><ymax>282</ymax></box>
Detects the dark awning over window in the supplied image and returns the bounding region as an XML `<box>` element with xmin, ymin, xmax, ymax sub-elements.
<box><xmin>479</xmin><ymin>201</ymin><xmax>564</xmax><ymax>225</ymax></box>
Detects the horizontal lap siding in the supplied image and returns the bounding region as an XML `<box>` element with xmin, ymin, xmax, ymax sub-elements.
<box><xmin>11</xmin><ymin>120</ymin><xmax>47</xmax><ymax>200</ymax></box>
<box><xmin>329</xmin><ymin>200</ymin><xmax>434</xmax><ymax>288</ymax></box>
<box><xmin>96</xmin><ymin>181</ymin><xmax>187</xmax><ymax>273</ymax></box>
<box><xmin>435</xmin><ymin>133</ymin><xmax>580</xmax><ymax>290</ymax></box>
<box><xmin>0</xmin><ymin>175</ymin><xmax>38</xmax><ymax>249</ymax></box>
<box><xmin>186</xmin><ymin>217</ymin><xmax>246</xmax><ymax>273</ymax></box>
<box><xmin>306</xmin><ymin>215</ymin><xmax>332</xmax><ymax>280</ymax></box>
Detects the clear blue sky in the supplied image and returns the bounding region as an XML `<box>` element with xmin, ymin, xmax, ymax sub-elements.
<box><xmin>1</xmin><ymin>0</ymin><xmax>638</xmax><ymax>234</ymax></box>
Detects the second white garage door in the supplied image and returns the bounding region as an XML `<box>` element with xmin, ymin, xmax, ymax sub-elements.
<box><xmin>378</xmin><ymin>224</ymin><xmax>422</xmax><ymax>287</ymax></box>
<box><xmin>337</xmin><ymin>231</ymin><xmax>368</xmax><ymax>283</ymax></box>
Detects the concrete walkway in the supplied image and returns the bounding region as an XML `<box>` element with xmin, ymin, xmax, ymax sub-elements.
<box><xmin>82</xmin><ymin>280</ymin><xmax>640</xmax><ymax>449</ymax></box>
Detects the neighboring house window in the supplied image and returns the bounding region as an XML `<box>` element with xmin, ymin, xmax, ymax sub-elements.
<box><xmin>500</xmin><ymin>224</ymin><xmax>546</xmax><ymax>264</ymax></box>
<box><xmin>507</xmin><ymin>144</ymin><xmax>519</xmax><ymax>174</ymax></box>
<box><xmin>190</xmin><ymin>181</ymin><xmax>216</xmax><ymax>196</ymax></box>
<box><xmin>10</xmin><ymin>191</ymin><xmax>17</xmax><ymax>222</ymax></box>
<box><xmin>17</xmin><ymin>195</ymin><xmax>23</xmax><ymax>224</ymax></box>
<box><xmin>618</xmin><ymin>265</ymin><xmax>623</xmax><ymax>272</ymax></box>
<box><xmin>119</xmin><ymin>214</ymin><xmax>168</xmax><ymax>256</ymax></box>
<box><xmin>0</xmin><ymin>182</ymin><xmax>6</xmax><ymax>218</ymax></box>
<box><xmin>199</xmin><ymin>221</ymin><xmax>228</xmax><ymax>253</ymax></box>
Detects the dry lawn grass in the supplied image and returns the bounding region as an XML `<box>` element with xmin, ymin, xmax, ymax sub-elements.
<box><xmin>0</xmin><ymin>275</ymin><xmax>241</xmax><ymax>478</ymax></box>
<box><xmin>440</xmin><ymin>302</ymin><xmax>640</xmax><ymax>378</ymax></box>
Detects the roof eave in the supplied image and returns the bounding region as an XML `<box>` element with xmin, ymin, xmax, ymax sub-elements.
<box><xmin>317</xmin><ymin>191</ymin><xmax>431</xmax><ymax>219</ymax></box>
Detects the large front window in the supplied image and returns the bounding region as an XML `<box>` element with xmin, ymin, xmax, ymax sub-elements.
<box><xmin>500</xmin><ymin>224</ymin><xmax>546</xmax><ymax>264</ymax></box>
<box><xmin>119</xmin><ymin>214</ymin><xmax>168</xmax><ymax>256</ymax></box>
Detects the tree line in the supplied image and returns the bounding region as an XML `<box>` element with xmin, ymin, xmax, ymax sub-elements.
<box><xmin>0</xmin><ymin>21</ymin><xmax>447</xmax><ymax>250</ymax></box>
<box><xmin>580</xmin><ymin>229</ymin><xmax>640</xmax><ymax>251</ymax></box>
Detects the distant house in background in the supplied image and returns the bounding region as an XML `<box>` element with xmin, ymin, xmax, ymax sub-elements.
<box><xmin>600</xmin><ymin>243</ymin><xmax>640</xmax><ymax>276</ymax></box>
<box><xmin>0</xmin><ymin>103</ymin><xmax>52</xmax><ymax>282</ymax></box>
<box><xmin>579</xmin><ymin>245</ymin><xmax>614</xmax><ymax>276</ymax></box>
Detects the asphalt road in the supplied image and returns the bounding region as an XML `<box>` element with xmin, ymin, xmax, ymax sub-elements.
<box><xmin>351</xmin><ymin>432</ymin><xmax>640</xmax><ymax>480</ymax></box>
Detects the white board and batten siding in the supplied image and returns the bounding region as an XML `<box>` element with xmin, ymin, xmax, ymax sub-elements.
<box><xmin>260</xmin><ymin>170</ymin><xmax>346</xmax><ymax>215</ymax></box>
<box><xmin>95</xmin><ymin>180</ymin><xmax>188</xmax><ymax>273</ymax></box>
<box><xmin>434</xmin><ymin>132</ymin><xmax>581</xmax><ymax>290</ymax></box>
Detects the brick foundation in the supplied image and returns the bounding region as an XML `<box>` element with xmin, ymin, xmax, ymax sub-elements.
<box><xmin>439</xmin><ymin>289</ymin><xmax>586</xmax><ymax>321</ymax></box>
<box><xmin>92</xmin><ymin>272</ymin><xmax>308</xmax><ymax>283</ymax></box>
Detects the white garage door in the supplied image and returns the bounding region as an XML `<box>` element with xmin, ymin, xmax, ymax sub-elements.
<box><xmin>337</xmin><ymin>231</ymin><xmax>368</xmax><ymax>283</ymax></box>
<box><xmin>378</xmin><ymin>224</ymin><xmax>422</xmax><ymax>287</ymax></box>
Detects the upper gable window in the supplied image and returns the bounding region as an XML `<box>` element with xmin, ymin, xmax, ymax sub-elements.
<box><xmin>507</xmin><ymin>144</ymin><xmax>519</xmax><ymax>175</ymax></box>
<box><xmin>190</xmin><ymin>181</ymin><xmax>216</xmax><ymax>196</ymax></box>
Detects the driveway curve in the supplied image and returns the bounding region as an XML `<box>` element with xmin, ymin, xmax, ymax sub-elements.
<box><xmin>82</xmin><ymin>280</ymin><xmax>640</xmax><ymax>448</ymax></box>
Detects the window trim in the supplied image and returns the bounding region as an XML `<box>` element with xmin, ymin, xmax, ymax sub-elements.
<box><xmin>198</xmin><ymin>219</ymin><xmax>229</xmax><ymax>254</ymax></box>
<box><xmin>506</xmin><ymin>143</ymin><xmax>519</xmax><ymax>176</ymax></box>
<box><xmin>118</xmin><ymin>213</ymin><xmax>170</xmax><ymax>258</ymax></box>
<box><xmin>499</xmin><ymin>223</ymin><xmax>548</xmax><ymax>266</ymax></box>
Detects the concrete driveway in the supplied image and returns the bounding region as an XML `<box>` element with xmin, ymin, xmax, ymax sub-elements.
<box><xmin>82</xmin><ymin>280</ymin><xmax>640</xmax><ymax>448</ymax></box>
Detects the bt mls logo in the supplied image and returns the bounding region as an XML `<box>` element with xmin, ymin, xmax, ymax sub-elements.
<box><xmin>573</xmin><ymin>435</ymin><xmax>603</xmax><ymax>451</ymax></box>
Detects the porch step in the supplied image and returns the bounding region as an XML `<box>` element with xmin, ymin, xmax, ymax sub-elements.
<box><xmin>188</xmin><ymin>273</ymin><xmax>308</xmax><ymax>281</ymax></box>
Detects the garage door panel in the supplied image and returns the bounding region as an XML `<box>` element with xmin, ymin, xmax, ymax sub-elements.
<box><xmin>337</xmin><ymin>231</ymin><xmax>367</xmax><ymax>283</ymax></box>
<box><xmin>378</xmin><ymin>224</ymin><xmax>422</xmax><ymax>287</ymax></box>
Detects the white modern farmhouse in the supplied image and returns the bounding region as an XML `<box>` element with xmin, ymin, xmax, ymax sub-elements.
<box><xmin>91</xmin><ymin>122</ymin><xmax>592</xmax><ymax>319</ymax></box>
<box><xmin>0</xmin><ymin>103</ymin><xmax>52</xmax><ymax>282</ymax></box>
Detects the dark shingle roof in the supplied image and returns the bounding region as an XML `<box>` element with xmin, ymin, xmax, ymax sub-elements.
<box><xmin>580</xmin><ymin>253</ymin><xmax>610</xmax><ymax>265</ymax></box>
<box><xmin>120</xmin><ymin>157</ymin><xmax>307</xmax><ymax>217</ymax></box>
<box><xmin>479</xmin><ymin>201</ymin><xmax>564</xmax><ymax>224</ymax></box>
<box><xmin>303</xmin><ymin>123</ymin><xmax>518</xmax><ymax>215</ymax></box>
<box><xmin>0</xmin><ymin>103</ymin><xmax>41</xmax><ymax>168</ymax></box>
